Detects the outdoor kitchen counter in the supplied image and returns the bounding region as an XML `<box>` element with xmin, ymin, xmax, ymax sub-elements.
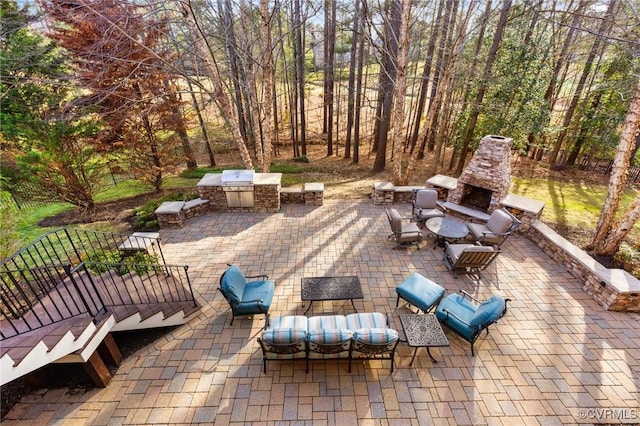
<box><xmin>197</xmin><ymin>172</ymin><xmax>282</xmax><ymax>213</ymax></box>
<box><xmin>196</xmin><ymin>172</ymin><xmax>282</xmax><ymax>187</ymax></box>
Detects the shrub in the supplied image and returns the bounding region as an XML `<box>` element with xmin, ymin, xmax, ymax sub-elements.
<box><xmin>614</xmin><ymin>242</ymin><xmax>640</xmax><ymax>279</ymax></box>
<box><xmin>132</xmin><ymin>192</ymin><xmax>198</xmax><ymax>231</ymax></box>
<box><xmin>85</xmin><ymin>250</ymin><xmax>158</xmax><ymax>276</ymax></box>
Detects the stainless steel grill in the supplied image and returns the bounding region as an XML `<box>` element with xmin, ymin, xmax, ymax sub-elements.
<box><xmin>221</xmin><ymin>170</ymin><xmax>255</xmax><ymax>208</ymax></box>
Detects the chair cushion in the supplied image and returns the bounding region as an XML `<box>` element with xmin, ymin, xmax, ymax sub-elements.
<box><xmin>307</xmin><ymin>328</ymin><xmax>353</xmax><ymax>345</ymax></box>
<box><xmin>233</xmin><ymin>279</ymin><xmax>275</xmax><ymax>314</ymax></box>
<box><xmin>308</xmin><ymin>315</ymin><xmax>348</xmax><ymax>330</ymax></box>
<box><xmin>396</xmin><ymin>272</ymin><xmax>445</xmax><ymax>312</ymax></box>
<box><xmin>416</xmin><ymin>208</ymin><xmax>445</xmax><ymax>221</ymax></box>
<box><xmin>398</xmin><ymin>222</ymin><xmax>422</xmax><ymax>242</ymax></box>
<box><xmin>415</xmin><ymin>190</ymin><xmax>438</xmax><ymax>209</ymax></box>
<box><xmin>469</xmin><ymin>295</ymin><xmax>506</xmax><ymax>327</ymax></box>
<box><xmin>486</xmin><ymin>209</ymin><xmax>512</xmax><ymax>234</ymax></box>
<box><xmin>220</xmin><ymin>265</ymin><xmax>247</xmax><ymax>304</ymax></box>
<box><xmin>467</xmin><ymin>223</ymin><xmax>502</xmax><ymax>244</ymax></box>
<box><xmin>352</xmin><ymin>328</ymin><xmax>398</xmax><ymax>345</ymax></box>
<box><xmin>271</xmin><ymin>315</ymin><xmax>308</xmax><ymax>330</ymax></box>
<box><xmin>435</xmin><ymin>293</ymin><xmax>479</xmax><ymax>341</ymax></box>
<box><xmin>388</xmin><ymin>208</ymin><xmax>403</xmax><ymax>234</ymax></box>
<box><xmin>346</xmin><ymin>312</ymin><xmax>388</xmax><ymax>330</ymax></box>
<box><xmin>261</xmin><ymin>328</ymin><xmax>308</xmax><ymax>345</ymax></box>
<box><xmin>307</xmin><ymin>328</ymin><xmax>352</xmax><ymax>359</ymax></box>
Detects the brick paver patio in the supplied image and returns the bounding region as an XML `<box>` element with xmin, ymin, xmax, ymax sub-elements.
<box><xmin>4</xmin><ymin>200</ymin><xmax>640</xmax><ymax>425</ymax></box>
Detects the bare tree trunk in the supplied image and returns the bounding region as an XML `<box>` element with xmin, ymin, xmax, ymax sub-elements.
<box><xmin>220</xmin><ymin>0</ymin><xmax>252</xmax><ymax>148</ymax></box>
<box><xmin>390</xmin><ymin>0</ymin><xmax>412</xmax><ymax>184</ymax></box>
<box><xmin>325</xmin><ymin>0</ymin><xmax>336</xmax><ymax>156</ymax></box>
<box><xmin>352</xmin><ymin>1</ymin><xmax>367</xmax><ymax>164</ymax></box>
<box><xmin>258</xmin><ymin>0</ymin><xmax>273</xmax><ymax>172</ymax></box>
<box><xmin>186</xmin><ymin>77</ymin><xmax>216</xmax><ymax>166</ymax></box>
<box><xmin>587</xmin><ymin>81</ymin><xmax>640</xmax><ymax>255</ymax></box>
<box><xmin>567</xmin><ymin>92</ymin><xmax>602</xmax><ymax>165</ymax></box>
<box><xmin>548</xmin><ymin>0</ymin><xmax>617</xmax><ymax>165</ymax></box>
<box><xmin>410</xmin><ymin>0</ymin><xmax>444</xmax><ymax>155</ymax></box>
<box><xmin>448</xmin><ymin>0</ymin><xmax>491</xmax><ymax>169</ymax></box>
<box><xmin>294</xmin><ymin>0</ymin><xmax>307</xmax><ymax>155</ymax></box>
<box><xmin>344</xmin><ymin>0</ymin><xmax>361</xmax><ymax>159</ymax></box>
<box><xmin>455</xmin><ymin>0</ymin><xmax>512</xmax><ymax>175</ymax></box>
<box><xmin>424</xmin><ymin>0</ymin><xmax>456</xmax><ymax>153</ymax></box>
<box><xmin>163</xmin><ymin>79</ymin><xmax>197</xmax><ymax>170</ymax></box>
<box><xmin>179</xmin><ymin>0</ymin><xmax>253</xmax><ymax>169</ymax></box>
<box><xmin>373</xmin><ymin>0</ymin><xmax>401</xmax><ymax>172</ymax></box>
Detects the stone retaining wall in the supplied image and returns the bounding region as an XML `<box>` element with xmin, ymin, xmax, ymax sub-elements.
<box><xmin>526</xmin><ymin>221</ymin><xmax>640</xmax><ymax>312</ymax></box>
<box><xmin>371</xmin><ymin>182</ymin><xmax>423</xmax><ymax>205</ymax></box>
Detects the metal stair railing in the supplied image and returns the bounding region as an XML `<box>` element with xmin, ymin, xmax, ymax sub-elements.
<box><xmin>1</xmin><ymin>227</ymin><xmax>194</xmax><ymax>341</ymax></box>
<box><xmin>0</xmin><ymin>263</ymin><xmax>107</xmax><ymax>339</ymax></box>
<box><xmin>77</xmin><ymin>262</ymin><xmax>196</xmax><ymax>308</ymax></box>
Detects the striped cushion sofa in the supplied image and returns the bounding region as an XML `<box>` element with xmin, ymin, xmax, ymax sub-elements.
<box><xmin>257</xmin><ymin>312</ymin><xmax>399</xmax><ymax>373</ymax></box>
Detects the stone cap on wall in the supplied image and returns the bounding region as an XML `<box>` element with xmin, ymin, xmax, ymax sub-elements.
<box><xmin>426</xmin><ymin>174</ymin><xmax>458</xmax><ymax>190</ymax></box>
<box><xmin>532</xmin><ymin>220</ymin><xmax>640</xmax><ymax>294</ymax></box>
<box><xmin>500</xmin><ymin>193</ymin><xmax>545</xmax><ymax>215</ymax></box>
<box><xmin>197</xmin><ymin>172</ymin><xmax>282</xmax><ymax>187</ymax></box>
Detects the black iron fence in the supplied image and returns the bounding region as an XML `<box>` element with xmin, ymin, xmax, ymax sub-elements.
<box><xmin>551</xmin><ymin>150</ymin><xmax>640</xmax><ymax>183</ymax></box>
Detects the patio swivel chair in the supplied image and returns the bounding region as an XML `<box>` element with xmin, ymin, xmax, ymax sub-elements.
<box><xmin>466</xmin><ymin>208</ymin><xmax>520</xmax><ymax>247</ymax></box>
<box><xmin>435</xmin><ymin>290</ymin><xmax>510</xmax><ymax>356</ymax></box>
<box><xmin>442</xmin><ymin>242</ymin><xmax>500</xmax><ymax>279</ymax></box>
<box><xmin>385</xmin><ymin>208</ymin><xmax>424</xmax><ymax>249</ymax></box>
<box><xmin>219</xmin><ymin>264</ymin><xmax>275</xmax><ymax>327</ymax></box>
<box><xmin>412</xmin><ymin>189</ymin><xmax>446</xmax><ymax>224</ymax></box>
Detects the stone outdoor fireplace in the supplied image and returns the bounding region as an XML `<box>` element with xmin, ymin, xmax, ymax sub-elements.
<box><xmin>448</xmin><ymin>135</ymin><xmax>513</xmax><ymax>213</ymax></box>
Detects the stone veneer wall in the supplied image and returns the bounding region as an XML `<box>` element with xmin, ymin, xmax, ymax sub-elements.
<box><xmin>525</xmin><ymin>221</ymin><xmax>640</xmax><ymax>312</ymax></box>
<box><xmin>197</xmin><ymin>186</ymin><xmax>227</xmax><ymax>211</ymax></box>
<box><xmin>448</xmin><ymin>135</ymin><xmax>513</xmax><ymax>213</ymax></box>
<box><xmin>196</xmin><ymin>185</ymin><xmax>281</xmax><ymax>213</ymax></box>
<box><xmin>254</xmin><ymin>185</ymin><xmax>281</xmax><ymax>212</ymax></box>
<box><xmin>371</xmin><ymin>183</ymin><xmax>423</xmax><ymax>205</ymax></box>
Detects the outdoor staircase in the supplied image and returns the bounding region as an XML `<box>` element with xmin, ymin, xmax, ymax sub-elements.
<box><xmin>0</xmin><ymin>228</ymin><xmax>201</xmax><ymax>387</ymax></box>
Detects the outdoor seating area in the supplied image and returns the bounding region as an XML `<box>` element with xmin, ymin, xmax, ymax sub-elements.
<box><xmin>4</xmin><ymin>200</ymin><xmax>640</xmax><ymax>424</ymax></box>
<box><xmin>258</xmin><ymin>312</ymin><xmax>399</xmax><ymax>373</ymax></box>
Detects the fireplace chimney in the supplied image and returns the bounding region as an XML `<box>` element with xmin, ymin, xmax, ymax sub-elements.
<box><xmin>448</xmin><ymin>135</ymin><xmax>512</xmax><ymax>213</ymax></box>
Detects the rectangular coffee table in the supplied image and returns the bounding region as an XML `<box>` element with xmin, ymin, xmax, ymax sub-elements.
<box><xmin>301</xmin><ymin>276</ymin><xmax>363</xmax><ymax>314</ymax></box>
<box><xmin>399</xmin><ymin>314</ymin><xmax>450</xmax><ymax>364</ymax></box>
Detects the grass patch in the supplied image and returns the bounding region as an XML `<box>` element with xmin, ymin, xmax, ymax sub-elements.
<box><xmin>95</xmin><ymin>179</ymin><xmax>153</xmax><ymax>202</ymax></box>
<box><xmin>179</xmin><ymin>166</ymin><xmax>237</xmax><ymax>179</ymax></box>
<box><xmin>510</xmin><ymin>177</ymin><xmax>639</xmax><ymax>230</ymax></box>
<box><xmin>269</xmin><ymin>162</ymin><xmax>307</xmax><ymax>173</ymax></box>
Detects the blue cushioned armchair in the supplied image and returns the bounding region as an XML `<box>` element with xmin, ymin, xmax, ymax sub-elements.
<box><xmin>435</xmin><ymin>291</ymin><xmax>510</xmax><ymax>356</ymax></box>
<box><xmin>219</xmin><ymin>264</ymin><xmax>275</xmax><ymax>327</ymax></box>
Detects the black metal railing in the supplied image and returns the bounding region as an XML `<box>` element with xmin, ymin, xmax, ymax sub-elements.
<box><xmin>0</xmin><ymin>227</ymin><xmax>195</xmax><ymax>340</ymax></box>
<box><xmin>79</xmin><ymin>262</ymin><xmax>195</xmax><ymax>308</ymax></box>
<box><xmin>0</xmin><ymin>263</ymin><xmax>107</xmax><ymax>339</ymax></box>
